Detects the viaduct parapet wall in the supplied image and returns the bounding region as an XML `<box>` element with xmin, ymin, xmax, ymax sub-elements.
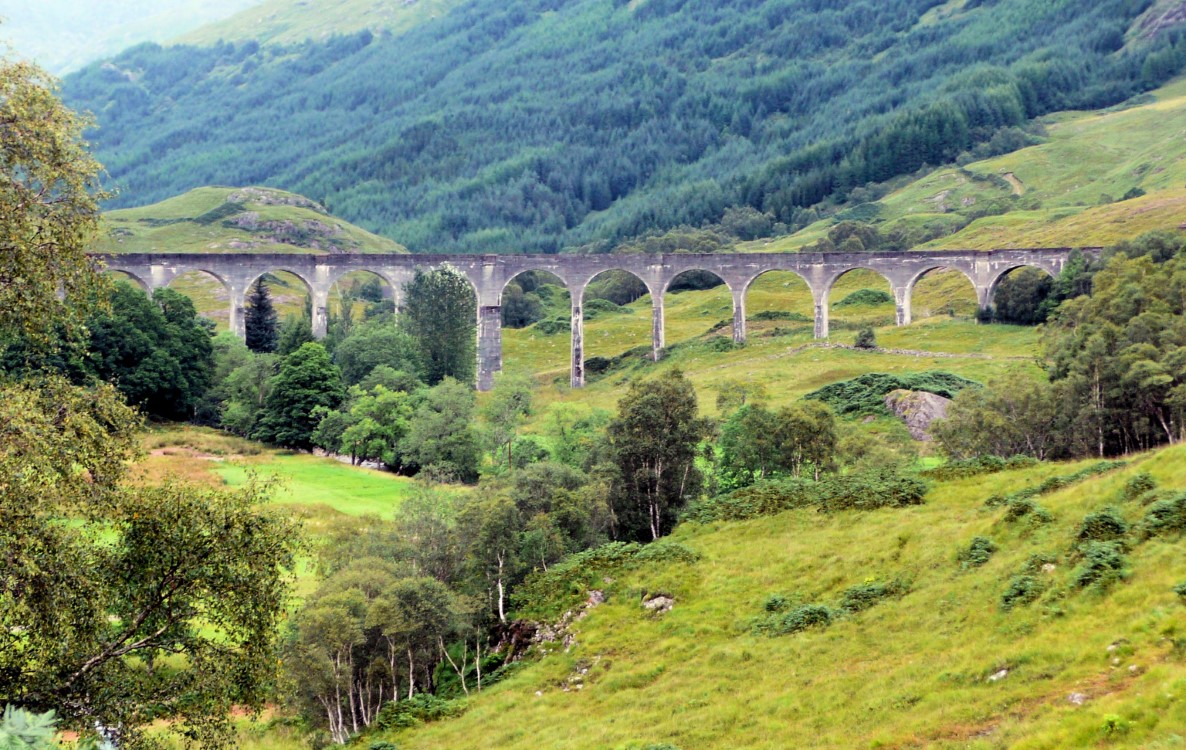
<box><xmin>96</xmin><ymin>248</ymin><xmax>1093</xmax><ymax>390</ymax></box>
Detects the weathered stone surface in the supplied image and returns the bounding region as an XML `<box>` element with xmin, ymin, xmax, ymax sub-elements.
<box><xmin>98</xmin><ymin>248</ymin><xmax>1091</xmax><ymax>391</ymax></box>
<box><xmin>884</xmin><ymin>389</ymin><xmax>952</xmax><ymax>441</ymax></box>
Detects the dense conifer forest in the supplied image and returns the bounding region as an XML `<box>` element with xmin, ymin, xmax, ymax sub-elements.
<box><xmin>64</xmin><ymin>0</ymin><xmax>1186</xmax><ymax>253</ymax></box>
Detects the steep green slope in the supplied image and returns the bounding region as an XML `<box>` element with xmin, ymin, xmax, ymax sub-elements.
<box><xmin>63</xmin><ymin>0</ymin><xmax>1186</xmax><ymax>253</ymax></box>
<box><xmin>99</xmin><ymin>185</ymin><xmax>407</xmax><ymax>254</ymax></box>
<box><xmin>178</xmin><ymin>0</ymin><xmax>463</xmax><ymax>46</ymax></box>
<box><xmin>379</xmin><ymin>446</ymin><xmax>1186</xmax><ymax>749</ymax></box>
<box><xmin>746</xmin><ymin>76</ymin><xmax>1186</xmax><ymax>253</ymax></box>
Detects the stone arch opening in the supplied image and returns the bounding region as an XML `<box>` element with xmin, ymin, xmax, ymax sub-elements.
<box><xmin>104</xmin><ymin>269</ymin><xmax>149</xmax><ymax>293</ymax></box>
<box><xmin>663</xmin><ymin>269</ymin><xmax>732</xmax><ymax>346</ymax></box>
<box><xmin>988</xmin><ymin>265</ymin><xmax>1057</xmax><ymax>325</ymax></box>
<box><xmin>328</xmin><ymin>270</ymin><xmax>397</xmax><ymax>330</ymax></box>
<box><xmin>245</xmin><ymin>269</ymin><xmax>314</xmax><ymax>331</ymax></box>
<box><xmin>825</xmin><ymin>267</ymin><xmax>895</xmax><ymax>338</ymax></box>
<box><xmin>742</xmin><ymin>270</ymin><xmax>814</xmax><ymax>340</ymax></box>
<box><xmin>907</xmin><ymin>266</ymin><xmax>978</xmax><ymax>321</ymax></box>
<box><xmin>166</xmin><ymin>269</ymin><xmax>232</xmax><ymax>330</ymax></box>
<box><xmin>500</xmin><ymin>270</ymin><xmax>571</xmax><ymax>379</ymax></box>
<box><xmin>579</xmin><ymin>269</ymin><xmax>654</xmax><ymax>376</ymax></box>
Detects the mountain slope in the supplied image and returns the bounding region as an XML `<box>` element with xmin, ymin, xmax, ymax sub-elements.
<box><xmin>380</xmin><ymin>446</ymin><xmax>1186</xmax><ymax>749</ymax></box>
<box><xmin>63</xmin><ymin>0</ymin><xmax>1186</xmax><ymax>253</ymax></box>
<box><xmin>99</xmin><ymin>186</ymin><xmax>407</xmax><ymax>254</ymax></box>
<box><xmin>177</xmin><ymin>0</ymin><xmax>463</xmax><ymax>46</ymax></box>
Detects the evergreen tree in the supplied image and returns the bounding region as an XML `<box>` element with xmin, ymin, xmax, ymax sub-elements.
<box><xmin>245</xmin><ymin>276</ymin><xmax>279</xmax><ymax>353</ymax></box>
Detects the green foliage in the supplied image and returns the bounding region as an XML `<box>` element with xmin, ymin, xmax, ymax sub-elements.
<box><xmin>255</xmin><ymin>342</ymin><xmax>345</xmax><ymax>449</ymax></box>
<box><xmin>1075</xmin><ymin>506</ymin><xmax>1129</xmax><ymax>544</ymax></box>
<box><xmin>1002</xmin><ymin>496</ymin><xmax>1053</xmax><ymax>526</ymax></box>
<box><xmin>333</xmin><ymin>316</ymin><xmax>421</xmax><ymax>385</ymax></box>
<box><xmin>400</xmin><ymin>377</ymin><xmax>481</xmax><ymax>483</ymax></box>
<box><xmin>838</xmin><ymin>579</ymin><xmax>909</xmax><ymax>613</ymax></box>
<box><xmin>748</xmin><ymin>310</ymin><xmax>811</xmax><ymax>323</ymax></box>
<box><xmin>583</xmin><ymin>298</ymin><xmax>631</xmax><ymax>320</ymax></box>
<box><xmin>1001</xmin><ymin>574</ymin><xmax>1045</xmax><ymax>610</ymax></box>
<box><xmin>634</xmin><ymin>541</ymin><xmax>701</xmax><ymax>566</ymax></box>
<box><xmin>401</xmin><ymin>267</ymin><xmax>476</xmax><ymax>386</ymax></box>
<box><xmin>512</xmin><ymin>542</ymin><xmax>643</xmax><ymax>621</ymax></box>
<box><xmin>62</xmin><ymin>1</ymin><xmax>1186</xmax><ymax>253</ymax></box>
<box><xmin>835</xmin><ymin>289</ymin><xmax>893</xmax><ymax>308</ymax></box>
<box><xmin>276</xmin><ymin>315</ymin><xmax>315</xmax><ymax>356</ymax></box>
<box><xmin>1121</xmin><ymin>472</ymin><xmax>1157</xmax><ymax>503</ymax></box>
<box><xmin>245</xmin><ymin>276</ymin><xmax>279</xmax><ymax>353</ymax></box>
<box><xmin>1139</xmin><ymin>492</ymin><xmax>1186</xmax><ymax>539</ymax></box>
<box><xmin>805</xmin><ymin>371</ymin><xmax>978</xmax><ymax>416</ymax></box>
<box><xmin>922</xmin><ymin>455</ymin><xmax>1038</xmax><ymax>481</ymax></box>
<box><xmin>686</xmin><ymin>469</ymin><xmax>927</xmax><ymax>524</ymax></box>
<box><xmin>958</xmin><ymin>537</ymin><xmax>998</xmax><ymax>569</ymax></box>
<box><xmin>607</xmin><ymin>370</ymin><xmax>709</xmax><ymax>542</ymax></box>
<box><xmin>754</xmin><ymin>604</ymin><xmax>835</xmax><ymax>636</ymax></box>
<box><xmin>1071</xmin><ymin>541</ymin><xmax>1129</xmax><ymax>590</ymax></box>
<box><xmin>375</xmin><ymin>694</ymin><xmax>466</xmax><ymax>730</ymax></box>
<box><xmin>716</xmin><ymin>401</ymin><xmax>838</xmax><ymax>489</ymax></box>
<box><xmin>0</xmin><ymin>706</ymin><xmax>59</xmax><ymax>750</ymax></box>
<box><xmin>85</xmin><ymin>282</ymin><xmax>215</xmax><ymax>420</ymax></box>
<box><xmin>853</xmin><ymin>327</ymin><xmax>877</xmax><ymax>350</ymax></box>
<box><xmin>1174</xmin><ymin>582</ymin><xmax>1186</xmax><ymax>603</ymax></box>
<box><xmin>533</xmin><ymin>317</ymin><xmax>571</xmax><ymax>336</ymax></box>
<box><xmin>1043</xmin><ymin>249</ymin><xmax>1186</xmax><ymax>457</ymax></box>
<box><xmin>991</xmin><ymin>267</ymin><xmax>1053</xmax><ymax>325</ymax></box>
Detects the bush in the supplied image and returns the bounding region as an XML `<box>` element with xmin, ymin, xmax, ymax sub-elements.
<box><xmin>854</xmin><ymin>327</ymin><xmax>877</xmax><ymax>349</ymax></box>
<box><xmin>764</xmin><ymin>594</ymin><xmax>791</xmax><ymax>613</ymax></box>
<box><xmin>922</xmin><ymin>455</ymin><xmax>1038</xmax><ymax>481</ymax></box>
<box><xmin>958</xmin><ymin>536</ymin><xmax>998</xmax><ymax>569</ymax></box>
<box><xmin>758</xmin><ymin>604</ymin><xmax>836</xmax><ymax>636</ymax></box>
<box><xmin>1071</xmin><ymin>541</ymin><xmax>1128</xmax><ymax>590</ymax></box>
<box><xmin>533</xmin><ymin>317</ymin><xmax>570</xmax><ymax>335</ymax></box>
<box><xmin>634</xmin><ymin>540</ymin><xmax>702</xmax><ymax>565</ymax></box>
<box><xmin>369</xmin><ymin>743</ymin><xmax>399</xmax><ymax>750</ymax></box>
<box><xmin>1140</xmin><ymin>492</ymin><xmax>1186</xmax><ymax>539</ymax></box>
<box><xmin>685</xmin><ymin>470</ymin><xmax>927</xmax><ymax>523</ymax></box>
<box><xmin>1075</xmin><ymin>507</ymin><xmax>1129</xmax><ymax>544</ymax></box>
<box><xmin>1121</xmin><ymin>472</ymin><xmax>1156</xmax><ymax>502</ymax></box>
<box><xmin>805</xmin><ymin>371</ymin><xmax>979</xmax><ymax>416</ymax></box>
<box><xmin>374</xmin><ymin>694</ymin><xmax>464</xmax><ymax>730</ymax></box>
<box><xmin>1001</xmin><ymin>574</ymin><xmax>1045</xmax><ymax>610</ymax></box>
<box><xmin>839</xmin><ymin>579</ymin><xmax>908</xmax><ymax>612</ymax></box>
<box><xmin>835</xmin><ymin>288</ymin><xmax>893</xmax><ymax>307</ymax></box>
<box><xmin>583</xmin><ymin>298</ymin><xmax>631</xmax><ymax>319</ymax></box>
<box><xmin>1003</xmin><ymin>497</ymin><xmax>1053</xmax><ymax>525</ymax></box>
<box><xmin>748</xmin><ymin>310</ymin><xmax>811</xmax><ymax>322</ymax></box>
<box><xmin>513</xmin><ymin>542</ymin><xmax>643</xmax><ymax>619</ymax></box>
<box><xmin>1174</xmin><ymin>582</ymin><xmax>1186</xmax><ymax>603</ymax></box>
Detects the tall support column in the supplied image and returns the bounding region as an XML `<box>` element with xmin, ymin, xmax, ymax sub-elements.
<box><xmin>976</xmin><ymin>284</ymin><xmax>994</xmax><ymax>320</ymax></box>
<box><xmin>571</xmin><ymin>288</ymin><xmax>585</xmax><ymax>388</ymax></box>
<box><xmin>813</xmin><ymin>287</ymin><xmax>829</xmax><ymax>339</ymax></box>
<box><xmin>893</xmin><ymin>285</ymin><xmax>912</xmax><ymax>327</ymax></box>
<box><xmin>477</xmin><ymin>305</ymin><xmax>503</xmax><ymax>392</ymax></box>
<box><xmin>229</xmin><ymin>285</ymin><xmax>246</xmax><ymax>340</ymax></box>
<box><xmin>651</xmin><ymin>293</ymin><xmax>665</xmax><ymax>361</ymax></box>
<box><xmin>731</xmin><ymin>286</ymin><xmax>747</xmax><ymax>343</ymax></box>
<box><xmin>312</xmin><ymin>288</ymin><xmax>329</xmax><ymax>339</ymax></box>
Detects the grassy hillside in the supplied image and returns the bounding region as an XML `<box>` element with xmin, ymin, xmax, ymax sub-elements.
<box><xmin>99</xmin><ymin>185</ymin><xmax>407</xmax><ymax>255</ymax></box>
<box><xmin>178</xmin><ymin>0</ymin><xmax>463</xmax><ymax>46</ymax></box>
<box><xmin>63</xmin><ymin>0</ymin><xmax>1186</xmax><ymax>253</ymax></box>
<box><xmin>745</xmin><ymin>76</ymin><xmax>1186</xmax><ymax>254</ymax></box>
<box><xmin>380</xmin><ymin>445</ymin><xmax>1186</xmax><ymax>749</ymax></box>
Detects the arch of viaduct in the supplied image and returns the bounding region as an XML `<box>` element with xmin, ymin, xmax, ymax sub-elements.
<box><xmin>96</xmin><ymin>248</ymin><xmax>1094</xmax><ymax>391</ymax></box>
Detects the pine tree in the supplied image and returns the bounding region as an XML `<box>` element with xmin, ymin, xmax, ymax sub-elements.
<box><xmin>245</xmin><ymin>276</ymin><xmax>279</xmax><ymax>353</ymax></box>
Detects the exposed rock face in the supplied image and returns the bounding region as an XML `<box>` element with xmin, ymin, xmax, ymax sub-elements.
<box><xmin>884</xmin><ymin>389</ymin><xmax>951</xmax><ymax>441</ymax></box>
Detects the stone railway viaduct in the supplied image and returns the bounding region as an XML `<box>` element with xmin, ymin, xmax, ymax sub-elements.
<box><xmin>97</xmin><ymin>249</ymin><xmax>1091</xmax><ymax>391</ymax></box>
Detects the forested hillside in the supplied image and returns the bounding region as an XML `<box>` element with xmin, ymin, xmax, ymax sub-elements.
<box><xmin>65</xmin><ymin>0</ymin><xmax>1186</xmax><ymax>254</ymax></box>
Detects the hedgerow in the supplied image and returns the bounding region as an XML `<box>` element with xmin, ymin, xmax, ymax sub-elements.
<box><xmin>804</xmin><ymin>371</ymin><xmax>979</xmax><ymax>416</ymax></box>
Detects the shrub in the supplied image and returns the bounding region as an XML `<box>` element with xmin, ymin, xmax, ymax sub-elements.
<box><xmin>533</xmin><ymin>317</ymin><xmax>570</xmax><ymax>335</ymax></box>
<box><xmin>634</xmin><ymin>541</ymin><xmax>701</xmax><ymax>565</ymax></box>
<box><xmin>374</xmin><ymin>694</ymin><xmax>464</xmax><ymax>730</ymax></box>
<box><xmin>685</xmin><ymin>470</ymin><xmax>927</xmax><ymax>523</ymax></box>
<box><xmin>854</xmin><ymin>327</ymin><xmax>877</xmax><ymax>349</ymax></box>
<box><xmin>805</xmin><ymin>371</ymin><xmax>979</xmax><ymax>416</ymax></box>
<box><xmin>1003</xmin><ymin>497</ymin><xmax>1053</xmax><ymax>525</ymax></box>
<box><xmin>1071</xmin><ymin>541</ymin><xmax>1128</xmax><ymax>590</ymax></box>
<box><xmin>1174</xmin><ymin>582</ymin><xmax>1186</xmax><ymax>603</ymax></box>
<box><xmin>512</xmin><ymin>542</ymin><xmax>643</xmax><ymax>619</ymax></box>
<box><xmin>759</xmin><ymin>604</ymin><xmax>836</xmax><ymax>636</ymax></box>
<box><xmin>1121</xmin><ymin>472</ymin><xmax>1156</xmax><ymax>502</ymax></box>
<box><xmin>835</xmin><ymin>288</ymin><xmax>893</xmax><ymax>307</ymax></box>
<box><xmin>748</xmin><ymin>310</ymin><xmax>811</xmax><ymax>322</ymax></box>
<box><xmin>764</xmin><ymin>594</ymin><xmax>791</xmax><ymax>613</ymax></box>
<box><xmin>958</xmin><ymin>536</ymin><xmax>998</xmax><ymax>569</ymax></box>
<box><xmin>1075</xmin><ymin>507</ymin><xmax>1129</xmax><ymax>544</ymax></box>
<box><xmin>1001</xmin><ymin>575</ymin><xmax>1045</xmax><ymax>610</ymax></box>
<box><xmin>839</xmin><ymin>579</ymin><xmax>909</xmax><ymax>612</ymax></box>
<box><xmin>583</xmin><ymin>298</ymin><xmax>630</xmax><ymax>319</ymax></box>
<box><xmin>815</xmin><ymin>470</ymin><xmax>928</xmax><ymax>512</ymax></box>
<box><xmin>1140</xmin><ymin>492</ymin><xmax>1186</xmax><ymax>539</ymax></box>
<box><xmin>922</xmin><ymin>455</ymin><xmax>1037</xmax><ymax>481</ymax></box>
<box><xmin>369</xmin><ymin>743</ymin><xmax>399</xmax><ymax>750</ymax></box>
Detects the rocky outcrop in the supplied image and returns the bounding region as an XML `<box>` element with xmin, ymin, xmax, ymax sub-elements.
<box><xmin>884</xmin><ymin>389</ymin><xmax>951</xmax><ymax>441</ymax></box>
